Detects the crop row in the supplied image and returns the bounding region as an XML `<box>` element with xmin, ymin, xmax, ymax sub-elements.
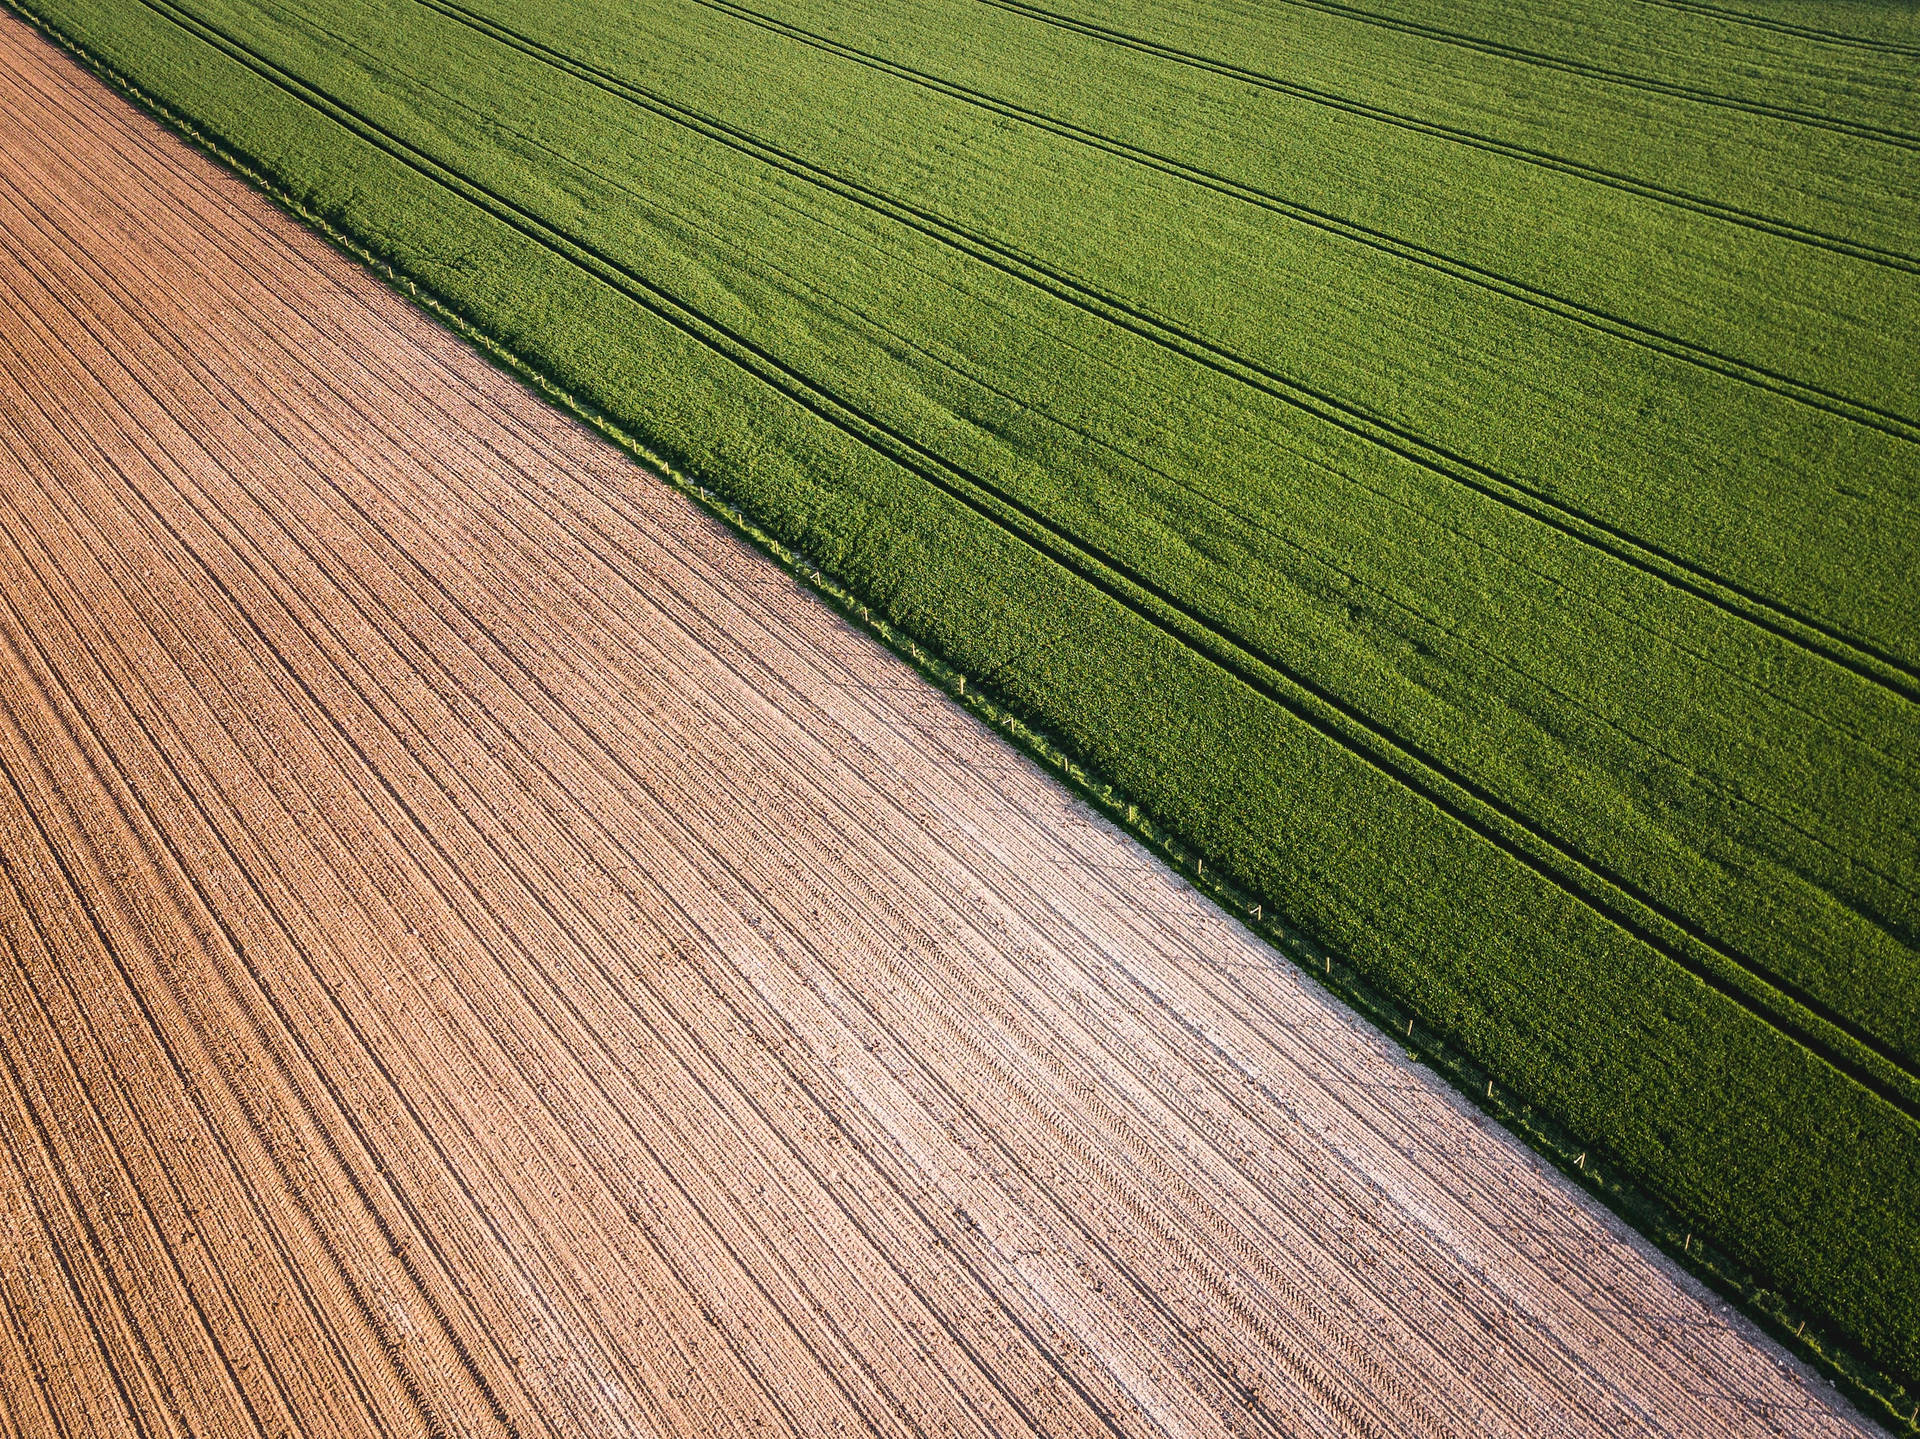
<box><xmin>20</xmin><ymin>0</ymin><xmax>1918</xmax><ymax>1386</ymax></box>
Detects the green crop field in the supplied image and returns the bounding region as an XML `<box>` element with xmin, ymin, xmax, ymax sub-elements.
<box><xmin>16</xmin><ymin>0</ymin><xmax>1918</xmax><ymax>1397</ymax></box>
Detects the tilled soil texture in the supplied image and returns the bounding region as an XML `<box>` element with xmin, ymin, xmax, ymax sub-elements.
<box><xmin>0</xmin><ymin>17</ymin><xmax>1878</xmax><ymax>1439</ymax></box>
<box><xmin>15</xmin><ymin>0</ymin><xmax>1920</xmax><ymax>1382</ymax></box>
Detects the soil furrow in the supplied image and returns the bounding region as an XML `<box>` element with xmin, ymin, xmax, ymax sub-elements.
<box><xmin>0</xmin><ymin>15</ymin><xmax>1880</xmax><ymax>1436</ymax></box>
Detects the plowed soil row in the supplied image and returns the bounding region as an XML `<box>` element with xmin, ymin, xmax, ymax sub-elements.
<box><xmin>0</xmin><ymin>16</ymin><xmax>1874</xmax><ymax>1437</ymax></box>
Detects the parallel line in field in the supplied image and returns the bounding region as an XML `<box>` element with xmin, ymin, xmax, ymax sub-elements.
<box><xmin>1629</xmin><ymin>0</ymin><xmax>1920</xmax><ymax>58</ymax></box>
<box><xmin>576</xmin><ymin>630</ymin><xmax>1527</xmax><ymax>1437</ymax></box>
<box><xmin>121</xmin><ymin>475</ymin><xmax>1110</xmax><ymax>1437</ymax></box>
<box><xmin>157</xmin><ymin>0</ymin><xmax>1920</xmax><ymax>1114</ymax></box>
<box><xmin>56</xmin><ymin>0</ymin><xmax>1904</xmax><ymax>910</ymax></box>
<box><xmin>0</xmin><ymin>204</ymin><xmax>1124</xmax><ymax>1435</ymax></box>
<box><xmin>28</xmin><ymin>134</ymin><xmax>1704</xmax><ymax>1423</ymax></box>
<box><xmin>0</xmin><ymin>1045</ymin><xmax>152</xmax><ymax>1439</ymax></box>
<box><xmin>566</xmin><ymin>520</ymin><xmax>1651</xmax><ymax>1431</ymax></box>
<box><xmin>975</xmin><ymin>0</ymin><xmax>1920</xmax><ymax>276</ymax></box>
<box><xmin>680</xmin><ymin>919</ymin><xmax>1420</xmax><ymax>1435</ymax></box>
<box><xmin>112</xmin><ymin>291</ymin><xmax>1195</xmax><ymax>1439</ymax></box>
<box><xmin>1</xmin><ymin>497</ymin><xmax>852</xmax><ymax>1439</ymax></box>
<box><xmin>0</xmin><ymin>456</ymin><xmax>669</xmax><ymax>1439</ymax></box>
<box><xmin>0</xmin><ymin>403</ymin><xmax>576</xmax><ymax>1439</ymax></box>
<box><xmin>423</xmin><ymin>0</ymin><xmax>1920</xmax><ymax>713</ymax></box>
<box><xmin>100</xmin><ymin>302</ymin><xmax>1084</xmax><ymax>1437</ymax></box>
<box><xmin>0</xmin><ymin>745</ymin><xmax>338</xmax><ymax>1439</ymax></box>
<box><xmin>0</xmin><ymin>440</ymin><xmax>420</xmax><ymax>1439</ymax></box>
<box><xmin>0</xmin><ymin>842</ymin><xmax>170</xmax><ymax>1439</ymax></box>
<box><xmin>0</xmin><ymin>633</ymin><xmax>349</xmax><ymax>1439</ymax></box>
<box><xmin>0</xmin><ymin>324</ymin><xmax>554</xmax><ymax>1439</ymax></box>
<box><xmin>0</xmin><ymin>555</ymin><xmax>333</xmax><ymax>1439</ymax></box>
<box><xmin>457</xmin><ymin>526</ymin><xmax>1461</xmax><ymax>1436</ymax></box>
<box><xmin>0</xmin><ymin>859</ymin><xmax>308</xmax><ymax>1439</ymax></box>
<box><xmin>0</xmin><ymin>267</ymin><xmax>864</xmax><ymax>1439</ymax></box>
<box><xmin>219</xmin><ymin>277</ymin><xmax>1515</xmax><ymax>1435</ymax></box>
<box><xmin>131</xmin><ymin>462</ymin><xmax>1026</xmax><ymax>1437</ymax></box>
<box><xmin>248</xmin><ymin>273</ymin><xmax>1717</xmax><ymax>1426</ymax></box>
<box><xmin>1</xmin><ymin>602</ymin><xmax>713</xmax><ymax>1437</ymax></box>
<box><xmin>115</xmin><ymin>0</ymin><xmax>1920</xmax><ymax>1128</ymax></box>
<box><xmin>366</xmin><ymin>534</ymin><xmax>1405</xmax><ymax>1429</ymax></box>
<box><xmin>0</xmin><ymin>230</ymin><xmax>683</xmax><ymax>1429</ymax></box>
<box><xmin>0</xmin><ymin>420</ymin><xmax>533</xmax><ymax>1437</ymax></box>
<box><xmin>0</xmin><ymin>488</ymin><xmax>540</xmax><ymax>1439</ymax></box>
<box><xmin>0</xmin><ymin>301</ymin><xmax>820</xmax><ymax>1437</ymax></box>
<box><xmin>1237</xmin><ymin>0</ymin><xmax>1920</xmax><ymax>148</ymax></box>
<box><xmin>668</xmin><ymin>0</ymin><xmax>1920</xmax><ymax>450</ymax></box>
<box><xmin>56</xmin><ymin>0</ymin><xmax>1920</xmax><ymax>1283</ymax></box>
<box><xmin>0</xmin><ymin>1083</ymin><xmax>103</xmax><ymax>1439</ymax></box>
<box><xmin>0</xmin><ymin>692</ymin><xmax>401</xmax><ymax>1439</ymax></box>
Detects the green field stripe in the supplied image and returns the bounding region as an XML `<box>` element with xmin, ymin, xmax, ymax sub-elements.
<box><xmin>679</xmin><ymin>0</ymin><xmax>1920</xmax><ymax>456</ymax></box>
<box><xmin>1635</xmin><ymin>0</ymin><xmax>1920</xmax><ymax>58</ymax></box>
<box><xmin>89</xmin><ymin>0</ymin><xmax>1920</xmax><ymax>1121</ymax></box>
<box><xmin>24</xmin><ymin>0</ymin><xmax>1920</xmax><ymax>1382</ymax></box>
<box><xmin>176</xmin><ymin>0</ymin><xmax>1920</xmax><ymax>730</ymax></box>
<box><xmin>412</xmin><ymin>0</ymin><xmax>1920</xmax><ymax>717</ymax></box>
<box><xmin>168</xmin><ymin>0</ymin><xmax>1920</xmax><ymax>1075</ymax></box>
<box><xmin>975</xmin><ymin>0</ymin><xmax>1920</xmax><ymax>278</ymax></box>
<box><xmin>752</xmin><ymin>0</ymin><xmax>1920</xmax><ymax>409</ymax></box>
<box><xmin>574</xmin><ymin>0</ymin><xmax>1916</xmax><ymax>662</ymax></box>
<box><xmin>1230</xmin><ymin>0</ymin><xmax>1920</xmax><ymax>149</ymax></box>
<box><xmin>315</xmin><ymin>0</ymin><xmax>1920</xmax><ymax>1052</ymax></box>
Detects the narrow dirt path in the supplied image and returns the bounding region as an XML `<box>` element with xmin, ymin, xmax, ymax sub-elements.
<box><xmin>0</xmin><ymin>14</ymin><xmax>1874</xmax><ymax>1436</ymax></box>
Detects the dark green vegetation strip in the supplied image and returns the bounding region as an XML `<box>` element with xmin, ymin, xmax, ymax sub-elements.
<box><xmin>17</xmin><ymin>0</ymin><xmax>1918</xmax><ymax>1402</ymax></box>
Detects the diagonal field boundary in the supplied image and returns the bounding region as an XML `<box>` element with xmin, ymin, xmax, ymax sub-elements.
<box><xmin>87</xmin><ymin>0</ymin><xmax>1920</xmax><ymax>1127</ymax></box>
<box><xmin>419</xmin><ymin>0</ymin><xmax>1920</xmax><ymax>716</ymax></box>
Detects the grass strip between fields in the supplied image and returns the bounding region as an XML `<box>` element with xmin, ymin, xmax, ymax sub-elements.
<box><xmin>59</xmin><ymin>0</ymin><xmax>1920</xmax><ymax>1104</ymax></box>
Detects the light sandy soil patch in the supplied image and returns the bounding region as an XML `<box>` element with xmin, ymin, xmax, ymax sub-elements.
<box><xmin>0</xmin><ymin>14</ymin><xmax>1876</xmax><ymax>1437</ymax></box>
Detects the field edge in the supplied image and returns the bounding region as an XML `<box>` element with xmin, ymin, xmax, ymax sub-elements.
<box><xmin>5</xmin><ymin>3</ymin><xmax>1909</xmax><ymax>1427</ymax></box>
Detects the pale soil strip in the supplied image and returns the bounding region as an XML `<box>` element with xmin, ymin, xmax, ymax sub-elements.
<box><xmin>0</xmin><ymin>12</ymin><xmax>1879</xmax><ymax>1437</ymax></box>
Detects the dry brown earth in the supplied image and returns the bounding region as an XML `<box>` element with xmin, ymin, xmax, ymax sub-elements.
<box><xmin>0</xmin><ymin>14</ymin><xmax>1878</xmax><ymax>1436</ymax></box>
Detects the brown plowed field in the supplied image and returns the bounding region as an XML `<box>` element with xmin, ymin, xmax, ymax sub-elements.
<box><xmin>0</xmin><ymin>14</ymin><xmax>1873</xmax><ymax>1437</ymax></box>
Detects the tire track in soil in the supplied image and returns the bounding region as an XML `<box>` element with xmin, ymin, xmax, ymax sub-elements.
<box><xmin>0</xmin><ymin>123</ymin><xmax>1797</xmax><ymax>1429</ymax></box>
<box><xmin>73</xmin><ymin>0</ymin><xmax>1920</xmax><ymax>1117</ymax></box>
<box><xmin>970</xmin><ymin>0</ymin><xmax>1920</xmax><ymax>275</ymax></box>
<box><xmin>0</xmin><ymin>13</ymin><xmax>1879</xmax><ymax>1437</ymax></box>
<box><xmin>1209</xmin><ymin>0</ymin><xmax>1920</xmax><ymax>147</ymax></box>
<box><xmin>1628</xmin><ymin>0</ymin><xmax>1920</xmax><ymax>58</ymax></box>
<box><xmin>401</xmin><ymin>0</ymin><xmax>1920</xmax><ymax>702</ymax></box>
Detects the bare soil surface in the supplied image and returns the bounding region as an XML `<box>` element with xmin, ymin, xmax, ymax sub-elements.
<box><xmin>0</xmin><ymin>15</ymin><xmax>1876</xmax><ymax>1437</ymax></box>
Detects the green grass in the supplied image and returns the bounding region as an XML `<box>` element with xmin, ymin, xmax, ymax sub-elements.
<box><xmin>19</xmin><ymin>0</ymin><xmax>1918</xmax><ymax>1399</ymax></box>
